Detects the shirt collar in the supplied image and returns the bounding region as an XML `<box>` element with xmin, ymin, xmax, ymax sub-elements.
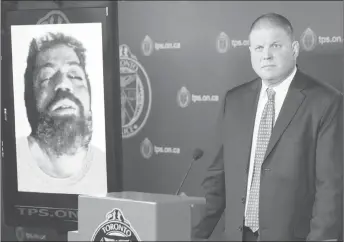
<box><xmin>261</xmin><ymin>65</ymin><xmax>297</xmax><ymax>94</ymax></box>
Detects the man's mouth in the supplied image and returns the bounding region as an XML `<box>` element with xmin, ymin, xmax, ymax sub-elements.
<box><xmin>54</xmin><ymin>105</ymin><xmax>75</xmax><ymax>111</ymax></box>
<box><xmin>262</xmin><ymin>64</ymin><xmax>276</xmax><ymax>68</ymax></box>
<box><xmin>50</xmin><ymin>100</ymin><xmax>78</xmax><ymax>114</ymax></box>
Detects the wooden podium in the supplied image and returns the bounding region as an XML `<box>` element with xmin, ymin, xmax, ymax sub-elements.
<box><xmin>68</xmin><ymin>191</ymin><xmax>205</xmax><ymax>241</ymax></box>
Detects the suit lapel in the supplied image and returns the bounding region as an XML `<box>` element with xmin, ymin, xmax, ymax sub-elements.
<box><xmin>263</xmin><ymin>70</ymin><xmax>308</xmax><ymax>162</ymax></box>
<box><xmin>239</xmin><ymin>79</ymin><xmax>261</xmax><ymax>173</ymax></box>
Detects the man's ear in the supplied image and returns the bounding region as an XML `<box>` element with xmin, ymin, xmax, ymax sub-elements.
<box><xmin>292</xmin><ymin>40</ymin><xmax>300</xmax><ymax>59</ymax></box>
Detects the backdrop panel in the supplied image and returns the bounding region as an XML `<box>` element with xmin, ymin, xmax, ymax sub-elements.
<box><xmin>118</xmin><ymin>1</ymin><xmax>343</xmax><ymax>237</ymax></box>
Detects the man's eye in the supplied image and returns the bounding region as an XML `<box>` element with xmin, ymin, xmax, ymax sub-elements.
<box><xmin>68</xmin><ymin>74</ymin><xmax>82</xmax><ymax>80</ymax></box>
<box><xmin>272</xmin><ymin>44</ymin><xmax>280</xmax><ymax>48</ymax></box>
<box><xmin>39</xmin><ymin>77</ymin><xmax>51</xmax><ymax>84</ymax></box>
<box><xmin>255</xmin><ymin>46</ymin><xmax>263</xmax><ymax>51</ymax></box>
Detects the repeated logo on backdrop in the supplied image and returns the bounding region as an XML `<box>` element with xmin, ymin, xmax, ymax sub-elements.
<box><xmin>141</xmin><ymin>35</ymin><xmax>181</xmax><ymax>56</ymax></box>
<box><xmin>215</xmin><ymin>28</ymin><xmax>343</xmax><ymax>54</ymax></box>
<box><xmin>300</xmin><ymin>28</ymin><xmax>317</xmax><ymax>51</ymax></box>
<box><xmin>300</xmin><ymin>27</ymin><xmax>342</xmax><ymax>51</ymax></box>
<box><xmin>120</xmin><ymin>44</ymin><xmax>152</xmax><ymax>138</ymax></box>
<box><xmin>15</xmin><ymin>227</ymin><xmax>48</xmax><ymax>241</ymax></box>
<box><xmin>216</xmin><ymin>31</ymin><xmax>249</xmax><ymax>53</ymax></box>
<box><xmin>140</xmin><ymin>138</ymin><xmax>181</xmax><ymax>159</ymax></box>
<box><xmin>216</xmin><ymin>32</ymin><xmax>230</xmax><ymax>53</ymax></box>
<box><xmin>177</xmin><ymin>86</ymin><xmax>219</xmax><ymax>108</ymax></box>
<box><xmin>15</xmin><ymin>227</ymin><xmax>25</xmax><ymax>242</ymax></box>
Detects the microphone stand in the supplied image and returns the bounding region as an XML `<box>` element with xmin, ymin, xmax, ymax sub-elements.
<box><xmin>175</xmin><ymin>158</ymin><xmax>196</xmax><ymax>195</ymax></box>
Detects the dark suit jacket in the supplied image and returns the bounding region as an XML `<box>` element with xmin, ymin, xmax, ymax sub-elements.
<box><xmin>193</xmin><ymin>69</ymin><xmax>343</xmax><ymax>241</ymax></box>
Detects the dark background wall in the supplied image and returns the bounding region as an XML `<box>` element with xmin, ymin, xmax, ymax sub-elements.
<box><xmin>1</xmin><ymin>1</ymin><xmax>343</xmax><ymax>240</ymax></box>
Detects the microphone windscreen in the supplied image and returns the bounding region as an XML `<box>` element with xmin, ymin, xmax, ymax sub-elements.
<box><xmin>193</xmin><ymin>148</ymin><xmax>204</xmax><ymax>161</ymax></box>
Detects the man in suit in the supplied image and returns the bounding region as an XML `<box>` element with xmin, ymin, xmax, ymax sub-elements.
<box><xmin>192</xmin><ymin>13</ymin><xmax>343</xmax><ymax>241</ymax></box>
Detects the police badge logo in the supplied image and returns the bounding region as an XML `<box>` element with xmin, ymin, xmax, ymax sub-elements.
<box><xmin>177</xmin><ymin>86</ymin><xmax>191</xmax><ymax>108</ymax></box>
<box><xmin>141</xmin><ymin>35</ymin><xmax>154</xmax><ymax>56</ymax></box>
<box><xmin>140</xmin><ymin>137</ymin><xmax>153</xmax><ymax>159</ymax></box>
<box><xmin>120</xmin><ymin>44</ymin><xmax>152</xmax><ymax>138</ymax></box>
<box><xmin>216</xmin><ymin>32</ymin><xmax>230</xmax><ymax>53</ymax></box>
<box><xmin>91</xmin><ymin>208</ymin><xmax>141</xmax><ymax>241</ymax></box>
<box><xmin>36</xmin><ymin>10</ymin><xmax>70</xmax><ymax>25</ymax></box>
<box><xmin>15</xmin><ymin>227</ymin><xmax>25</xmax><ymax>242</ymax></box>
<box><xmin>300</xmin><ymin>28</ymin><xmax>317</xmax><ymax>52</ymax></box>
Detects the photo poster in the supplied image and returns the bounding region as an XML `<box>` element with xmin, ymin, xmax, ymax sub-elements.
<box><xmin>1</xmin><ymin>6</ymin><xmax>123</xmax><ymax>231</ymax></box>
<box><xmin>11</xmin><ymin>23</ymin><xmax>108</xmax><ymax>196</ymax></box>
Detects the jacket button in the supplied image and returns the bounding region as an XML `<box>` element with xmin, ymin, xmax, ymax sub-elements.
<box><xmin>241</xmin><ymin>197</ymin><xmax>246</xmax><ymax>204</ymax></box>
<box><xmin>238</xmin><ymin>225</ymin><xmax>243</xmax><ymax>231</ymax></box>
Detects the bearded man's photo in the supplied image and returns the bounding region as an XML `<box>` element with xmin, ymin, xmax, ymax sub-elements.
<box><xmin>11</xmin><ymin>23</ymin><xmax>107</xmax><ymax>195</ymax></box>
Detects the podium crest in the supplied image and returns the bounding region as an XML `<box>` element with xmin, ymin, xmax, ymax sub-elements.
<box><xmin>91</xmin><ymin>208</ymin><xmax>141</xmax><ymax>241</ymax></box>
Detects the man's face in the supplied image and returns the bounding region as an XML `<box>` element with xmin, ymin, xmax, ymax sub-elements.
<box><xmin>249</xmin><ymin>25</ymin><xmax>299</xmax><ymax>85</ymax></box>
<box><xmin>31</xmin><ymin>44</ymin><xmax>92</xmax><ymax>156</ymax></box>
<box><xmin>34</xmin><ymin>44</ymin><xmax>90</xmax><ymax>117</ymax></box>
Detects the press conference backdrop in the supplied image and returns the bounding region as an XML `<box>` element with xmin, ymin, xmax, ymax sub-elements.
<box><xmin>119</xmin><ymin>1</ymin><xmax>342</xmax><ymax>193</ymax></box>
<box><xmin>1</xmin><ymin>0</ymin><xmax>343</xmax><ymax>241</ymax></box>
<box><xmin>118</xmin><ymin>1</ymin><xmax>343</xmax><ymax>237</ymax></box>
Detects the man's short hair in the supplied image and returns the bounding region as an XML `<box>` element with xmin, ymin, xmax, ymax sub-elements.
<box><xmin>249</xmin><ymin>13</ymin><xmax>294</xmax><ymax>41</ymax></box>
<box><xmin>24</xmin><ymin>32</ymin><xmax>92</xmax><ymax>132</ymax></box>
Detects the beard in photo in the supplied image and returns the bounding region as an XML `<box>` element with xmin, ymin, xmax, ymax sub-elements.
<box><xmin>33</xmin><ymin>90</ymin><xmax>93</xmax><ymax>157</ymax></box>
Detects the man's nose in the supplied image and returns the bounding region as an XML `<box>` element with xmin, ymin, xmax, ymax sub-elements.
<box><xmin>54</xmin><ymin>72</ymin><xmax>73</xmax><ymax>92</ymax></box>
<box><xmin>262</xmin><ymin>47</ymin><xmax>273</xmax><ymax>60</ymax></box>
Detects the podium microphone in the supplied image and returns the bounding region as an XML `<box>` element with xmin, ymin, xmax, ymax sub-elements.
<box><xmin>175</xmin><ymin>148</ymin><xmax>204</xmax><ymax>195</ymax></box>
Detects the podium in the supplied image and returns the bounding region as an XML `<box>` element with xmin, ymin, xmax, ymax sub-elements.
<box><xmin>68</xmin><ymin>191</ymin><xmax>206</xmax><ymax>241</ymax></box>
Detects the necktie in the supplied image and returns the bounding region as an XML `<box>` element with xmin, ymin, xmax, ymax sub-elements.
<box><xmin>245</xmin><ymin>87</ymin><xmax>276</xmax><ymax>233</ymax></box>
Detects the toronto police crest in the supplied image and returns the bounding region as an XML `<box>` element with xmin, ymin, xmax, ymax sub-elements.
<box><xmin>37</xmin><ymin>10</ymin><xmax>70</xmax><ymax>24</ymax></box>
<box><xmin>120</xmin><ymin>44</ymin><xmax>152</xmax><ymax>138</ymax></box>
<box><xmin>216</xmin><ymin>32</ymin><xmax>230</xmax><ymax>53</ymax></box>
<box><xmin>140</xmin><ymin>137</ymin><xmax>153</xmax><ymax>159</ymax></box>
<box><xmin>141</xmin><ymin>35</ymin><xmax>154</xmax><ymax>56</ymax></box>
<box><xmin>177</xmin><ymin>86</ymin><xmax>191</xmax><ymax>108</ymax></box>
<box><xmin>300</xmin><ymin>28</ymin><xmax>317</xmax><ymax>52</ymax></box>
<box><xmin>15</xmin><ymin>227</ymin><xmax>25</xmax><ymax>242</ymax></box>
<box><xmin>91</xmin><ymin>208</ymin><xmax>141</xmax><ymax>241</ymax></box>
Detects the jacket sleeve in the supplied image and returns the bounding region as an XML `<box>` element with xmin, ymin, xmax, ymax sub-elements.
<box><xmin>192</xmin><ymin>93</ymin><xmax>227</xmax><ymax>239</ymax></box>
<box><xmin>307</xmin><ymin>93</ymin><xmax>343</xmax><ymax>241</ymax></box>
